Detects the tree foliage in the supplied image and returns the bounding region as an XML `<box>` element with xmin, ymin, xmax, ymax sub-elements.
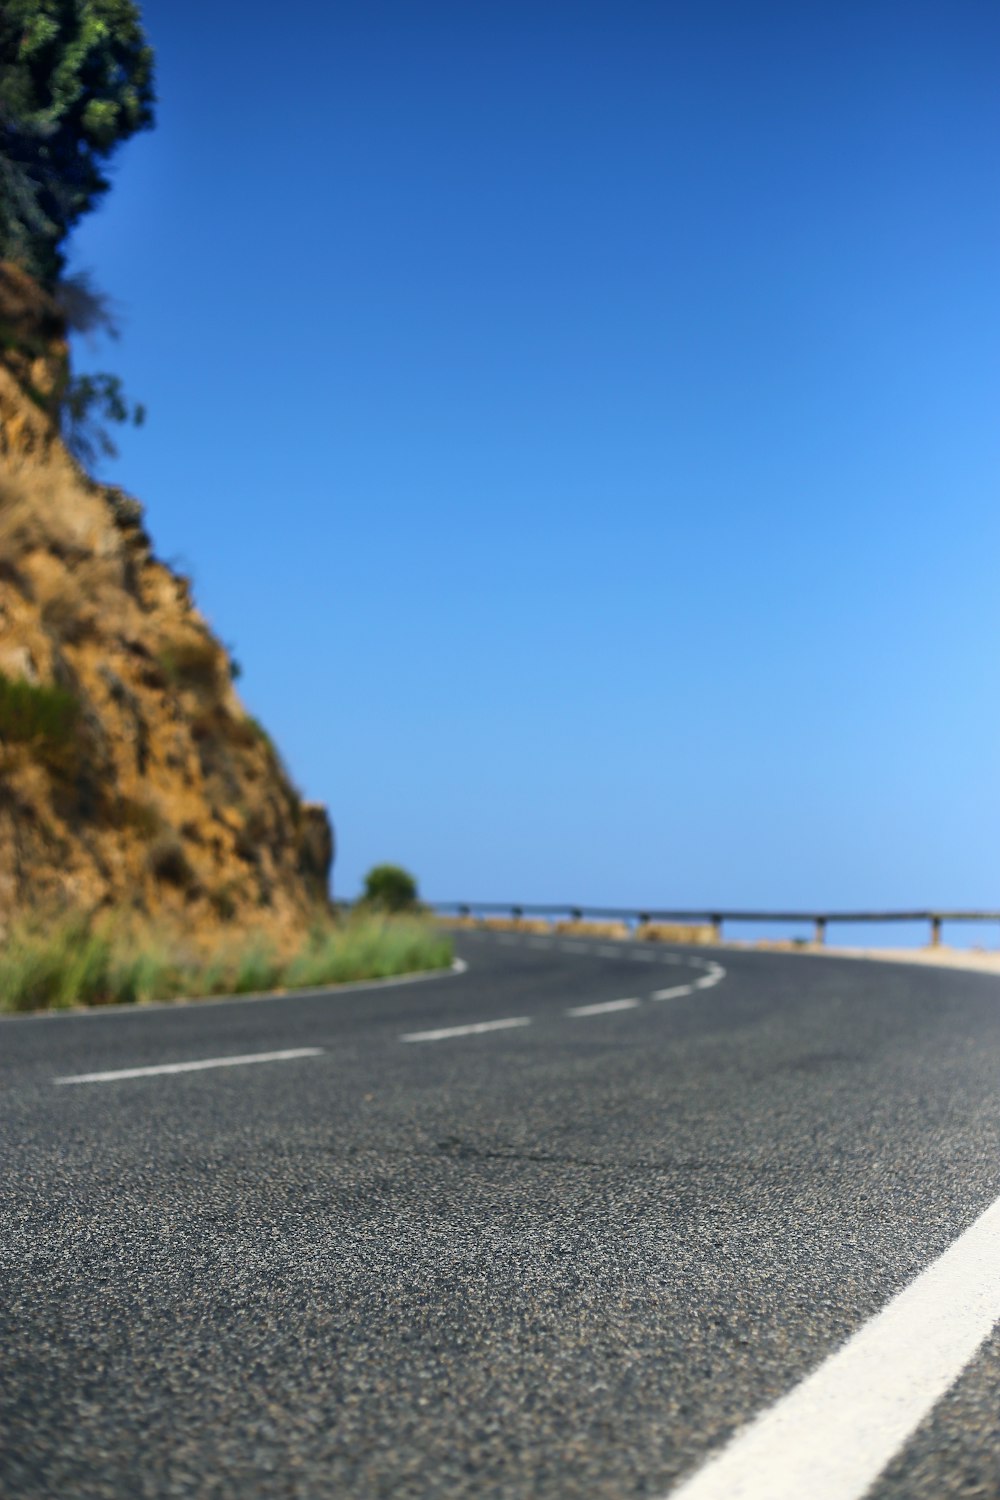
<box><xmin>60</xmin><ymin>369</ymin><xmax>145</xmax><ymax>467</ymax></box>
<box><xmin>0</xmin><ymin>0</ymin><xmax>155</xmax><ymax>286</ymax></box>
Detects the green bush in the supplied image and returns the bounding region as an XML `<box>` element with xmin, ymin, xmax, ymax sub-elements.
<box><xmin>0</xmin><ymin>670</ymin><xmax>79</xmax><ymax>749</ymax></box>
<box><xmin>362</xmin><ymin>863</ymin><xmax>419</xmax><ymax>912</ymax></box>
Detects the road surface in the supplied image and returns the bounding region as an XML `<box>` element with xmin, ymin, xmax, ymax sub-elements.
<box><xmin>3</xmin><ymin>930</ymin><xmax>1000</xmax><ymax>1498</ymax></box>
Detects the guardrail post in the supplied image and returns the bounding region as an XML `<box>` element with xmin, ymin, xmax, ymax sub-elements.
<box><xmin>930</xmin><ymin>915</ymin><xmax>942</xmax><ymax>947</ymax></box>
<box><xmin>710</xmin><ymin>914</ymin><xmax>723</xmax><ymax>943</ymax></box>
<box><xmin>814</xmin><ymin>917</ymin><xmax>826</xmax><ymax>946</ymax></box>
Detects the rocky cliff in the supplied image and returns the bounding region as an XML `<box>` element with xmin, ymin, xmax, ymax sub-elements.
<box><xmin>0</xmin><ymin>263</ymin><xmax>333</xmax><ymax>936</ymax></box>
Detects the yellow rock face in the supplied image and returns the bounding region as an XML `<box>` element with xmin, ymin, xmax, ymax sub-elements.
<box><xmin>0</xmin><ymin>270</ymin><xmax>333</xmax><ymax>939</ymax></box>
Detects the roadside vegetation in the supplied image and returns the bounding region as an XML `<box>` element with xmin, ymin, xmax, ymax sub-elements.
<box><xmin>0</xmin><ymin>906</ymin><xmax>453</xmax><ymax>1014</ymax></box>
<box><xmin>360</xmin><ymin>862</ymin><xmax>420</xmax><ymax>912</ymax></box>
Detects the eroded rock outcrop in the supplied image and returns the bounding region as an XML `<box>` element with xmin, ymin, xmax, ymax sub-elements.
<box><xmin>0</xmin><ymin>263</ymin><xmax>333</xmax><ymax>936</ymax></box>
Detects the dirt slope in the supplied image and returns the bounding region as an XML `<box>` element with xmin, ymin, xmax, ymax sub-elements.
<box><xmin>0</xmin><ymin>263</ymin><xmax>333</xmax><ymax>937</ymax></box>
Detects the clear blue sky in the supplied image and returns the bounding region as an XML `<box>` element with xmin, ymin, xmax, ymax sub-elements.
<box><xmin>69</xmin><ymin>0</ymin><xmax>1000</xmax><ymax>933</ymax></box>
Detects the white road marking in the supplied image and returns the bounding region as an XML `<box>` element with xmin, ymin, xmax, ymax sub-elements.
<box><xmin>55</xmin><ymin>1048</ymin><xmax>323</xmax><ymax>1085</ymax></box>
<box><xmin>667</xmin><ymin>1194</ymin><xmax>1000</xmax><ymax>1500</ymax></box>
<box><xmin>401</xmin><ymin>1016</ymin><xmax>532</xmax><ymax>1043</ymax></box>
<box><xmin>567</xmin><ymin>997</ymin><xmax>641</xmax><ymax>1017</ymax></box>
<box><xmin>395</xmin><ymin>946</ymin><xmax>726</xmax><ymax>1044</ymax></box>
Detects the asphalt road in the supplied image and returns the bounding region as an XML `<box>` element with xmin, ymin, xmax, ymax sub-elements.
<box><xmin>3</xmin><ymin>931</ymin><xmax>1000</xmax><ymax>1498</ymax></box>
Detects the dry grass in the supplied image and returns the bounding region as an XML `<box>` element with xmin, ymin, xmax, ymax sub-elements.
<box><xmin>635</xmin><ymin>922</ymin><xmax>717</xmax><ymax>944</ymax></box>
<box><xmin>553</xmin><ymin>920</ymin><xmax>631</xmax><ymax>939</ymax></box>
<box><xmin>478</xmin><ymin>917</ymin><xmax>553</xmax><ymax>933</ymax></box>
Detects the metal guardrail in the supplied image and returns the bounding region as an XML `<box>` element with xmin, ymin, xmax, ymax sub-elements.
<box><xmin>431</xmin><ymin>902</ymin><xmax>1000</xmax><ymax>948</ymax></box>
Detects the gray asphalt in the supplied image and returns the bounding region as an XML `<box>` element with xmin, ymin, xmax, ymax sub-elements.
<box><xmin>3</xmin><ymin>931</ymin><xmax>1000</xmax><ymax>1498</ymax></box>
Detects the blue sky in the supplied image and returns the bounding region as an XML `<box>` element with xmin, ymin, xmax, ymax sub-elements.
<box><xmin>69</xmin><ymin>1</ymin><xmax>1000</xmax><ymax>934</ymax></box>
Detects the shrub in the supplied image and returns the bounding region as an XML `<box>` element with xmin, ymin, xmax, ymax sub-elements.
<box><xmin>0</xmin><ymin>670</ymin><xmax>79</xmax><ymax>749</ymax></box>
<box><xmin>146</xmin><ymin>835</ymin><xmax>194</xmax><ymax>888</ymax></box>
<box><xmin>362</xmin><ymin>863</ymin><xmax>419</xmax><ymax>912</ymax></box>
<box><xmin>157</xmin><ymin>635</ymin><xmax>219</xmax><ymax>691</ymax></box>
<box><xmin>114</xmin><ymin>795</ymin><xmax>163</xmax><ymax>838</ymax></box>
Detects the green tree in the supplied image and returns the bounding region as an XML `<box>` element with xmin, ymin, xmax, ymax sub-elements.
<box><xmin>362</xmin><ymin>865</ymin><xmax>420</xmax><ymax>913</ymax></box>
<box><xmin>0</xmin><ymin>0</ymin><xmax>155</xmax><ymax>287</ymax></box>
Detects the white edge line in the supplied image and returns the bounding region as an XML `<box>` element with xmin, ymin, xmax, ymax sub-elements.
<box><xmin>11</xmin><ymin>957</ymin><xmax>469</xmax><ymax>1025</ymax></box>
<box><xmin>651</xmin><ymin>984</ymin><xmax>696</xmax><ymax>1000</ymax></box>
<box><xmin>401</xmin><ymin>1016</ymin><xmax>532</xmax><ymax>1043</ymax></box>
<box><xmin>567</xmin><ymin>998</ymin><xmax>641</xmax><ymax>1017</ymax></box>
<box><xmin>55</xmin><ymin>1047</ymin><xmax>324</xmax><ymax>1085</ymax></box>
<box><xmin>665</xmin><ymin>1192</ymin><xmax>1000</xmax><ymax>1500</ymax></box>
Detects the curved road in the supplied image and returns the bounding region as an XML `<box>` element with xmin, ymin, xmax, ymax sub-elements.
<box><xmin>3</xmin><ymin>931</ymin><xmax>1000</xmax><ymax>1497</ymax></box>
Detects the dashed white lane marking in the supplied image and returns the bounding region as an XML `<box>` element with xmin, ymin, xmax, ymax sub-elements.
<box><xmin>55</xmin><ymin>1048</ymin><xmax>324</xmax><ymax>1085</ymax></box>
<box><xmin>399</xmin><ymin>941</ymin><xmax>726</xmax><ymax>1041</ymax></box>
<box><xmin>667</xmin><ymin>1194</ymin><xmax>1000</xmax><ymax>1500</ymax></box>
<box><xmin>567</xmin><ymin>998</ymin><xmax>641</xmax><ymax>1017</ymax></box>
<box><xmin>401</xmin><ymin>1016</ymin><xmax>532</xmax><ymax>1043</ymax></box>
